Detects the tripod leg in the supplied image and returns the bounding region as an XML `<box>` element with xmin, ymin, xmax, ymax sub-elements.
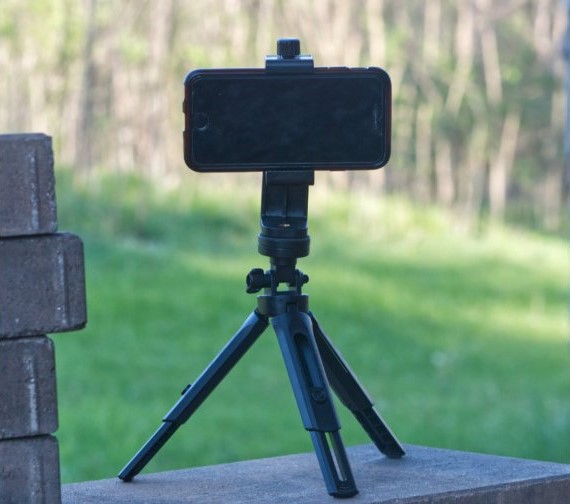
<box><xmin>271</xmin><ymin>308</ymin><xmax>358</xmax><ymax>498</ymax></box>
<box><xmin>309</xmin><ymin>313</ymin><xmax>405</xmax><ymax>459</ymax></box>
<box><xmin>118</xmin><ymin>310</ymin><xmax>269</xmax><ymax>481</ymax></box>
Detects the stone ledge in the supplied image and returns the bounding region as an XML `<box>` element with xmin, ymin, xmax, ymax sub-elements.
<box><xmin>62</xmin><ymin>444</ymin><xmax>570</xmax><ymax>503</ymax></box>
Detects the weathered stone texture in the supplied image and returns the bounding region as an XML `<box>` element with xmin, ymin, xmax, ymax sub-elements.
<box><xmin>0</xmin><ymin>436</ymin><xmax>61</xmax><ymax>504</ymax></box>
<box><xmin>0</xmin><ymin>133</ymin><xmax>58</xmax><ymax>237</ymax></box>
<box><xmin>61</xmin><ymin>444</ymin><xmax>570</xmax><ymax>504</ymax></box>
<box><xmin>0</xmin><ymin>233</ymin><xmax>87</xmax><ymax>337</ymax></box>
<box><xmin>0</xmin><ymin>337</ymin><xmax>58</xmax><ymax>439</ymax></box>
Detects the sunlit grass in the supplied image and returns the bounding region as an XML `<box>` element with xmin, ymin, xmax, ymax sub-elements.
<box><xmin>53</xmin><ymin>170</ymin><xmax>569</xmax><ymax>483</ymax></box>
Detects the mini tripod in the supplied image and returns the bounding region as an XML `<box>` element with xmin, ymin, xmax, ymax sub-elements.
<box><xmin>119</xmin><ymin>41</ymin><xmax>404</xmax><ymax>498</ymax></box>
<box><xmin>118</xmin><ymin>169</ymin><xmax>404</xmax><ymax>497</ymax></box>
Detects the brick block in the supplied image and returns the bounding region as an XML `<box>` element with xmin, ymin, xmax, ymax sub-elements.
<box><xmin>0</xmin><ymin>337</ymin><xmax>57</xmax><ymax>439</ymax></box>
<box><xmin>0</xmin><ymin>435</ymin><xmax>61</xmax><ymax>504</ymax></box>
<box><xmin>0</xmin><ymin>233</ymin><xmax>87</xmax><ymax>338</ymax></box>
<box><xmin>0</xmin><ymin>134</ymin><xmax>58</xmax><ymax>237</ymax></box>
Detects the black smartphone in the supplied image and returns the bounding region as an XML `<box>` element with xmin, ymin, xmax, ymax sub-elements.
<box><xmin>183</xmin><ymin>67</ymin><xmax>391</xmax><ymax>172</ymax></box>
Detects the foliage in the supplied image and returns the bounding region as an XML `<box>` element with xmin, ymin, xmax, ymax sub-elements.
<box><xmin>0</xmin><ymin>0</ymin><xmax>567</xmax><ymax>232</ymax></box>
<box><xmin>52</xmin><ymin>170</ymin><xmax>569</xmax><ymax>483</ymax></box>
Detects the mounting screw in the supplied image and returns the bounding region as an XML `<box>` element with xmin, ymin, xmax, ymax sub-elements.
<box><xmin>311</xmin><ymin>387</ymin><xmax>327</xmax><ymax>403</ymax></box>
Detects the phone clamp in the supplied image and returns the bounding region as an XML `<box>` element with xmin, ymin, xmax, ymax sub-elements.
<box><xmin>265</xmin><ymin>37</ymin><xmax>314</xmax><ymax>73</ymax></box>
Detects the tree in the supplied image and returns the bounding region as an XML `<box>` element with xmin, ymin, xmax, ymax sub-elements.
<box><xmin>0</xmin><ymin>0</ymin><xmax>565</xmax><ymax>231</ymax></box>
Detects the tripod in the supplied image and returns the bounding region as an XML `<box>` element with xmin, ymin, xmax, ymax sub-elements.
<box><xmin>118</xmin><ymin>170</ymin><xmax>404</xmax><ymax>497</ymax></box>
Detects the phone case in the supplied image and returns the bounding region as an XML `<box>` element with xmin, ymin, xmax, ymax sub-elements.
<box><xmin>183</xmin><ymin>67</ymin><xmax>391</xmax><ymax>173</ymax></box>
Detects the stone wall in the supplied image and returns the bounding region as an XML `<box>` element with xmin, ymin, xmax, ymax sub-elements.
<box><xmin>0</xmin><ymin>134</ymin><xmax>87</xmax><ymax>504</ymax></box>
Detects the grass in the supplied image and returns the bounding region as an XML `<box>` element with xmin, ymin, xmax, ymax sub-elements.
<box><xmin>52</xmin><ymin>170</ymin><xmax>570</xmax><ymax>483</ymax></box>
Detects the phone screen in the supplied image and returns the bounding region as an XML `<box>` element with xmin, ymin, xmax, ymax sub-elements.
<box><xmin>184</xmin><ymin>68</ymin><xmax>391</xmax><ymax>172</ymax></box>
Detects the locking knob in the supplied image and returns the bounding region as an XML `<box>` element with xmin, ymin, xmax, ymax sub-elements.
<box><xmin>277</xmin><ymin>38</ymin><xmax>301</xmax><ymax>59</ymax></box>
<box><xmin>246</xmin><ymin>268</ymin><xmax>270</xmax><ymax>293</ymax></box>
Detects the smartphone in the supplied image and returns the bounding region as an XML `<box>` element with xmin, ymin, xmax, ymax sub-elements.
<box><xmin>183</xmin><ymin>67</ymin><xmax>391</xmax><ymax>172</ymax></box>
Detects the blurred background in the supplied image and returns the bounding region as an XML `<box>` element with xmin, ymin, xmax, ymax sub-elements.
<box><xmin>1</xmin><ymin>0</ymin><xmax>569</xmax><ymax>483</ymax></box>
<box><xmin>1</xmin><ymin>0</ymin><xmax>568</xmax><ymax>231</ymax></box>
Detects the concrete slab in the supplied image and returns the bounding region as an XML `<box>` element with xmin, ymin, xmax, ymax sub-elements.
<box><xmin>62</xmin><ymin>444</ymin><xmax>570</xmax><ymax>503</ymax></box>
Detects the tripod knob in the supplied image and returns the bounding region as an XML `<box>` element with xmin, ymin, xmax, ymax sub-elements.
<box><xmin>246</xmin><ymin>268</ymin><xmax>270</xmax><ymax>293</ymax></box>
<box><xmin>277</xmin><ymin>38</ymin><xmax>301</xmax><ymax>59</ymax></box>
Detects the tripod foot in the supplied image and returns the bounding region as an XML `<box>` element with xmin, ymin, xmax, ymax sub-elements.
<box><xmin>119</xmin><ymin>421</ymin><xmax>177</xmax><ymax>481</ymax></box>
<box><xmin>311</xmin><ymin>430</ymin><xmax>358</xmax><ymax>498</ymax></box>
<box><xmin>309</xmin><ymin>313</ymin><xmax>405</xmax><ymax>459</ymax></box>
<box><xmin>354</xmin><ymin>407</ymin><xmax>405</xmax><ymax>459</ymax></box>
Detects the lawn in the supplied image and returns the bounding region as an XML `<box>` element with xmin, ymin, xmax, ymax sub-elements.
<box><xmin>52</xmin><ymin>171</ymin><xmax>570</xmax><ymax>483</ymax></box>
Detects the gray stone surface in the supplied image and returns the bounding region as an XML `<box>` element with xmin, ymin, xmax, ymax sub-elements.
<box><xmin>0</xmin><ymin>233</ymin><xmax>87</xmax><ymax>337</ymax></box>
<box><xmin>62</xmin><ymin>444</ymin><xmax>570</xmax><ymax>503</ymax></box>
<box><xmin>0</xmin><ymin>337</ymin><xmax>58</xmax><ymax>439</ymax></box>
<box><xmin>0</xmin><ymin>133</ymin><xmax>58</xmax><ymax>237</ymax></box>
<box><xmin>0</xmin><ymin>435</ymin><xmax>61</xmax><ymax>504</ymax></box>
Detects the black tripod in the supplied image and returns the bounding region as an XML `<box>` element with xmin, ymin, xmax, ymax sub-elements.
<box><xmin>118</xmin><ymin>170</ymin><xmax>404</xmax><ymax>497</ymax></box>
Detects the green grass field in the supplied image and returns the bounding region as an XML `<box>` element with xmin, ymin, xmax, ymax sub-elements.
<box><xmin>52</xmin><ymin>171</ymin><xmax>570</xmax><ymax>483</ymax></box>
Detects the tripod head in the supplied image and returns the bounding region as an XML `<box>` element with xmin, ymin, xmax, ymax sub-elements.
<box><xmin>246</xmin><ymin>170</ymin><xmax>312</xmax><ymax>302</ymax></box>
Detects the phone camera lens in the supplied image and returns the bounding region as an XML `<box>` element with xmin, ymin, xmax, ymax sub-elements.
<box><xmin>193</xmin><ymin>113</ymin><xmax>209</xmax><ymax>131</ymax></box>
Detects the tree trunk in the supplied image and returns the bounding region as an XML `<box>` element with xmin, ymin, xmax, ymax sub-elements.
<box><xmin>435</xmin><ymin>138</ymin><xmax>455</xmax><ymax>206</ymax></box>
<box><xmin>461</xmin><ymin>123</ymin><xmax>488</xmax><ymax>229</ymax></box>
<box><xmin>489</xmin><ymin>111</ymin><xmax>520</xmax><ymax>221</ymax></box>
<box><xmin>563</xmin><ymin>0</ymin><xmax>570</xmax><ymax>199</ymax></box>
<box><xmin>75</xmin><ymin>0</ymin><xmax>98</xmax><ymax>173</ymax></box>
<box><xmin>414</xmin><ymin>103</ymin><xmax>433</xmax><ymax>202</ymax></box>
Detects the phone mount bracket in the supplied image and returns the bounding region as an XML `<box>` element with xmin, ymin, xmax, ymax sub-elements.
<box><xmin>265</xmin><ymin>38</ymin><xmax>314</xmax><ymax>73</ymax></box>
